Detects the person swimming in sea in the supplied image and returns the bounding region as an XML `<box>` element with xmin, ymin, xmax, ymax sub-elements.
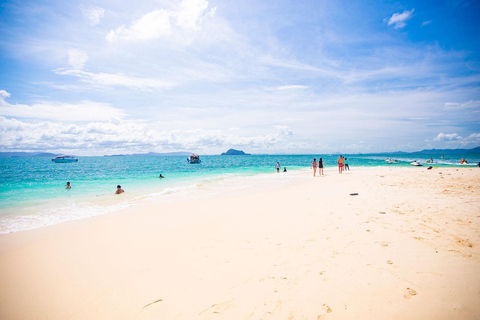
<box><xmin>283</xmin><ymin>167</ymin><xmax>287</xmax><ymax>172</ymax></box>
<box><xmin>159</xmin><ymin>174</ymin><xmax>165</xmax><ymax>178</ymax></box>
<box><xmin>115</xmin><ymin>185</ymin><xmax>124</xmax><ymax>194</ymax></box>
<box><xmin>66</xmin><ymin>182</ymin><xmax>71</xmax><ymax>189</ymax></box>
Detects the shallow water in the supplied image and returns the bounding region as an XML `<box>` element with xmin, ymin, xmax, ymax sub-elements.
<box><xmin>1</xmin><ymin>152</ymin><xmax>478</xmax><ymax>233</ymax></box>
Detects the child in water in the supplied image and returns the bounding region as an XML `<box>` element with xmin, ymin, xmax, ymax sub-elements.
<box><xmin>115</xmin><ymin>185</ymin><xmax>124</xmax><ymax>194</ymax></box>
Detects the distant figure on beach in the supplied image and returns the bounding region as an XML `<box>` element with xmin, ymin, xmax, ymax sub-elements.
<box><xmin>318</xmin><ymin>158</ymin><xmax>324</xmax><ymax>176</ymax></box>
<box><xmin>275</xmin><ymin>162</ymin><xmax>280</xmax><ymax>173</ymax></box>
<box><xmin>66</xmin><ymin>182</ymin><xmax>71</xmax><ymax>189</ymax></box>
<box><xmin>460</xmin><ymin>158</ymin><xmax>468</xmax><ymax>164</ymax></box>
<box><xmin>311</xmin><ymin>158</ymin><xmax>318</xmax><ymax>177</ymax></box>
<box><xmin>337</xmin><ymin>155</ymin><xmax>345</xmax><ymax>174</ymax></box>
<box><xmin>344</xmin><ymin>158</ymin><xmax>350</xmax><ymax>171</ymax></box>
<box><xmin>283</xmin><ymin>167</ymin><xmax>287</xmax><ymax>172</ymax></box>
<box><xmin>115</xmin><ymin>185</ymin><xmax>124</xmax><ymax>194</ymax></box>
<box><xmin>159</xmin><ymin>174</ymin><xmax>165</xmax><ymax>178</ymax></box>
<box><xmin>477</xmin><ymin>162</ymin><xmax>480</xmax><ymax>167</ymax></box>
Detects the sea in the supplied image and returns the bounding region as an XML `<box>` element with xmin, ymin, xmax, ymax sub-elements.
<box><xmin>1</xmin><ymin>152</ymin><xmax>479</xmax><ymax>234</ymax></box>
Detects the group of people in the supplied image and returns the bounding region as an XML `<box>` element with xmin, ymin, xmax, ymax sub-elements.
<box><xmin>336</xmin><ymin>155</ymin><xmax>349</xmax><ymax>174</ymax></box>
<box><xmin>275</xmin><ymin>162</ymin><xmax>287</xmax><ymax>173</ymax></box>
<box><xmin>310</xmin><ymin>158</ymin><xmax>325</xmax><ymax>177</ymax></box>
<box><xmin>310</xmin><ymin>155</ymin><xmax>349</xmax><ymax>176</ymax></box>
<box><xmin>276</xmin><ymin>156</ymin><xmax>351</xmax><ymax>177</ymax></box>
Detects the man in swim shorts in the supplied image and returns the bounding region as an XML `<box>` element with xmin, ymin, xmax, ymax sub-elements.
<box><xmin>337</xmin><ymin>155</ymin><xmax>344</xmax><ymax>174</ymax></box>
<box><xmin>275</xmin><ymin>162</ymin><xmax>280</xmax><ymax>173</ymax></box>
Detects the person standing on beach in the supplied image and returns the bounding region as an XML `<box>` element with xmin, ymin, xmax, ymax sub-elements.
<box><xmin>275</xmin><ymin>162</ymin><xmax>280</xmax><ymax>173</ymax></box>
<box><xmin>337</xmin><ymin>155</ymin><xmax>344</xmax><ymax>174</ymax></box>
<box><xmin>318</xmin><ymin>158</ymin><xmax>324</xmax><ymax>176</ymax></box>
<box><xmin>344</xmin><ymin>158</ymin><xmax>350</xmax><ymax>171</ymax></box>
<box><xmin>311</xmin><ymin>158</ymin><xmax>318</xmax><ymax>176</ymax></box>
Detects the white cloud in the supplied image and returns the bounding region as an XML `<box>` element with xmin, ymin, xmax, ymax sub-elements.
<box><xmin>106</xmin><ymin>1</ymin><xmax>216</xmax><ymax>44</ymax></box>
<box><xmin>273</xmin><ymin>125</ymin><xmax>293</xmax><ymax>137</ymax></box>
<box><xmin>106</xmin><ymin>10</ymin><xmax>172</xmax><ymax>42</ymax></box>
<box><xmin>54</xmin><ymin>69</ymin><xmax>173</xmax><ymax>91</ymax></box>
<box><xmin>0</xmin><ymin>117</ymin><xmax>293</xmax><ymax>155</ymax></box>
<box><xmin>421</xmin><ymin>20</ymin><xmax>432</xmax><ymax>27</ymax></box>
<box><xmin>265</xmin><ymin>85</ymin><xmax>309</xmax><ymax>91</ymax></box>
<box><xmin>81</xmin><ymin>6</ymin><xmax>105</xmax><ymax>26</ymax></box>
<box><xmin>433</xmin><ymin>133</ymin><xmax>462</xmax><ymax>141</ymax></box>
<box><xmin>0</xmin><ymin>91</ymin><xmax>126</xmax><ymax>121</ymax></box>
<box><xmin>176</xmin><ymin>0</ymin><xmax>210</xmax><ymax>30</ymax></box>
<box><xmin>444</xmin><ymin>100</ymin><xmax>480</xmax><ymax>110</ymax></box>
<box><xmin>465</xmin><ymin>133</ymin><xmax>480</xmax><ymax>142</ymax></box>
<box><xmin>386</xmin><ymin>9</ymin><xmax>414</xmax><ymax>29</ymax></box>
<box><xmin>68</xmin><ymin>49</ymin><xmax>88</xmax><ymax>70</ymax></box>
<box><xmin>0</xmin><ymin>90</ymin><xmax>11</xmax><ymax>99</ymax></box>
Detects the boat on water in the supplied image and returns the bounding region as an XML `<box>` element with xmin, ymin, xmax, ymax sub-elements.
<box><xmin>52</xmin><ymin>155</ymin><xmax>78</xmax><ymax>163</ymax></box>
<box><xmin>410</xmin><ymin>161</ymin><xmax>423</xmax><ymax>166</ymax></box>
<box><xmin>187</xmin><ymin>154</ymin><xmax>201</xmax><ymax>164</ymax></box>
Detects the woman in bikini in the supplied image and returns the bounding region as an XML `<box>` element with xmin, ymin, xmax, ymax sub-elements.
<box><xmin>311</xmin><ymin>158</ymin><xmax>318</xmax><ymax>177</ymax></box>
<box><xmin>318</xmin><ymin>158</ymin><xmax>324</xmax><ymax>175</ymax></box>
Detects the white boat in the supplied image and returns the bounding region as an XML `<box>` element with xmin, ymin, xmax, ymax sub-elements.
<box><xmin>52</xmin><ymin>155</ymin><xmax>78</xmax><ymax>163</ymax></box>
<box><xmin>187</xmin><ymin>154</ymin><xmax>201</xmax><ymax>164</ymax></box>
<box><xmin>410</xmin><ymin>161</ymin><xmax>423</xmax><ymax>166</ymax></box>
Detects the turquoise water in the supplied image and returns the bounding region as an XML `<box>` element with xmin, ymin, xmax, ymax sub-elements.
<box><xmin>1</xmin><ymin>153</ymin><xmax>478</xmax><ymax>233</ymax></box>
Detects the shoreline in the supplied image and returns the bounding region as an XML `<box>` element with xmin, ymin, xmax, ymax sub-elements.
<box><xmin>2</xmin><ymin>164</ymin><xmax>475</xmax><ymax>235</ymax></box>
<box><xmin>0</xmin><ymin>167</ymin><xmax>479</xmax><ymax>319</ymax></box>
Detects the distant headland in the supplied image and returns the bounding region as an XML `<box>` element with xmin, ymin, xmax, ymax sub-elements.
<box><xmin>221</xmin><ymin>149</ymin><xmax>251</xmax><ymax>155</ymax></box>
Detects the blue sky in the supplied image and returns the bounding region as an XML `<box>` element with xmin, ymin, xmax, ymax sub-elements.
<box><xmin>0</xmin><ymin>0</ymin><xmax>479</xmax><ymax>155</ymax></box>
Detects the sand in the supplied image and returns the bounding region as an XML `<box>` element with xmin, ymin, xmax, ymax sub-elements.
<box><xmin>0</xmin><ymin>167</ymin><xmax>479</xmax><ymax>319</ymax></box>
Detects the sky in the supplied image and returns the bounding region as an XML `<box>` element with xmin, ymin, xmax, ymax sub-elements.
<box><xmin>0</xmin><ymin>0</ymin><xmax>479</xmax><ymax>155</ymax></box>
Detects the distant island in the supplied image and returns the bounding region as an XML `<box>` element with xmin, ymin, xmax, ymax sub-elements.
<box><xmin>384</xmin><ymin>147</ymin><xmax>480</xmax><ymax>155</ymax></box>
<box><xmin>221</xmin><ymin>149</ymin><xmax>251</xmax><ymax>155</ymax></box>
<box><xmin>0</xmin><ymin>152</ymin><xmax>57</xmax><ymax>158</ymax></box>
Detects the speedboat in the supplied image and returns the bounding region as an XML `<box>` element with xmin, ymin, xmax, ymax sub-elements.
<box><xmin>187</xmin><ymin>154</ymin><xmax>201</xmax><ymax>164</ymax></box>
<box><xmin>52</xmin><ymin>155</ymin><xmax>78</xmax><ymax>163</ymax></box>
<box><xmin>410</xmin><ymin>161</ymin><xmax>423</xmax><ymax>166</ymax></box>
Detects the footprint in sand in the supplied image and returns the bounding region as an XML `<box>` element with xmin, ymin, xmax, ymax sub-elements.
<box><xmin>322</xmin><ymin>304</ymin><xmax>332</xmax><ymax>313</ymax></box>
<box><xmin>199</xmin><ymin>299</ymin><xmax>235</xmax><ymax>315</ymax></box>
<box><xmin>404</xmin><ymin>288</ymin><xmax>417</xmax><ymax>299</ymax></box>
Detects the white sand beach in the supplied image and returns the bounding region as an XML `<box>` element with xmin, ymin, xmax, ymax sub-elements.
<box><xmin>0</xmin><ymin>167</ymin><xmax>479</xmax><ymax>319</ymax></box>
